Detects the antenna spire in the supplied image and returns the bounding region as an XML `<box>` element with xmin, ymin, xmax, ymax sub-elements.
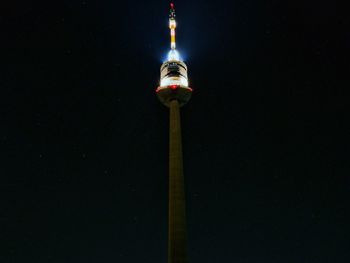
<box><xmin>169</xmin><ymin>3</ymin><xmax>176</xmax><ymax>50</ymax></box>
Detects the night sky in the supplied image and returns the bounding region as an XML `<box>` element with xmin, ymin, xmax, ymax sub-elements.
<box><xmin>1</xmin><ymin>0</ymin><xmax>347</xmax><ymax>262</ymax></box>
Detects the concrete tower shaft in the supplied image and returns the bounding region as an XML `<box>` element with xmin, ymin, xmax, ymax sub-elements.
<box><xmin>168</xmin><ymin>99</ymin><xmax>188</xmax><ymax>263</ymax></box>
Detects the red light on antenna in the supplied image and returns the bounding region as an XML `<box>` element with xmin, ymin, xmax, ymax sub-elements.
<box><xmin>170</xmin><ymin>3</ymin><xmax>174</xmax><ymax>8</ymax></box>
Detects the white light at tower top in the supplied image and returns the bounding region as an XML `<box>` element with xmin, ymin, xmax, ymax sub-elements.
<box><xmin>167</xmin><ymin>49</ymin><xmax>181</xmax><ymax>61</ymax></box>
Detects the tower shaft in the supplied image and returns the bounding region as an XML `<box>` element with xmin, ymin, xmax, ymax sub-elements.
<box><xmin>168</xmin><ymin>99</ymin><xmax>188</xmax><ymax>263</ymax></box>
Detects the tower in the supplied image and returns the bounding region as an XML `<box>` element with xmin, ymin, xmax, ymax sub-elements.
<box><xmin>156</xmin><ymin>3</ymin><xmax>192</xmax><ymax>263</ymax></box>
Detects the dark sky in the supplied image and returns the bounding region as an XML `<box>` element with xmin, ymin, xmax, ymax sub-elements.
<box><xmin>1</xmin><ymin>0</ymin><xmax>347</xmax><ymax>262</ymax></box>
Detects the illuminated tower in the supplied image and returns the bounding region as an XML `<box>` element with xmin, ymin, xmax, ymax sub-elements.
<box><xmin>156</xmin><ymin>3</ymin><xmax>192</xmax><ymax>263</ymax></box>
